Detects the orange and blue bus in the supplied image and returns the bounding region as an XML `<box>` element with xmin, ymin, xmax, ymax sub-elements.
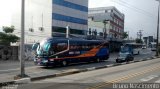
<box><xmin>32</xmin><ymin>38</ymin><xmax>109</xmax><ymax>67</ymax></box>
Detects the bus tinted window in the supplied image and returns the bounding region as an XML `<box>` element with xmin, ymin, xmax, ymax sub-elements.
<box><xmin>51</xmin><ymin>42</ymin><xmax>68</xmax><ymax>53</ymax></box>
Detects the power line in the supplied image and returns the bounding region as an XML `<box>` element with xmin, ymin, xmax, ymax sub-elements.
<box><xmin>118</xmin><ymin>0</ymin><xmax>155</xmax><ymax>17</ymax></box>
<box><xmin>111</xmin><ymin>0</ymin><xmax>153</xmax><ymax>17</ymax></box>
<box><xmin>110</xmin><ymin>0</ymin><xmax>155</xmax><ymax>18</ymax></box>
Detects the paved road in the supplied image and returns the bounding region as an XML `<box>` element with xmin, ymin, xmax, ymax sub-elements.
<box><xmin>0</xmin><ymin>48</ymin><xmax>155</xmax><ymax>72</ymax></box>
<box><xmin>0</xmin><ymin>48</ymin><xmax>155</xmax><ymax>83</ymax></box>
<box><xmin>18</xmin><ymin>56</ymin><xmax>160</xmax><ymax>89</ymax></box>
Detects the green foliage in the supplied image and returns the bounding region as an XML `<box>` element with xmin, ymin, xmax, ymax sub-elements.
<box><xmin>3</xmin><ymin>25</ymin><xmax>15</xmax><ymax>33</ymax></box>
<box><xmin>0</xmin><ymin>26</ymin><xmax>19</xmax><ymax>45</ymax></box>
<box><xmin>122</xmin><ymin>32</ymin><xmax>128</xmax><ymax>39</ymax></box>
<box><xmin>135</xmin><ymin>38</ymin><xmax>143</xmax><ymax>43</ymax></box>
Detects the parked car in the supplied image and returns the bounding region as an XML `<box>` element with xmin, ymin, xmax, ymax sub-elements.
<box><xmin>116</xmin><ymin>53</ymin><xmax>134</xmax><ymax>63</ymax></box>
<box><xmin>142</xmin><ymin>46</ymin><xmax>147</xmax><ymax>49</ymax></box>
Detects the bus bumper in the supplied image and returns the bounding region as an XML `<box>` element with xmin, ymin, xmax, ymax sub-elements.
<box><xmin>34</xmin><ymin>58</ymin><xmax>55</xmax><ymax>66</ymax></box>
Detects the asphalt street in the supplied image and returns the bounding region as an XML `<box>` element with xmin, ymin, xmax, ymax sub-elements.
<box><xmin>0</xmin><ymin>48</ymin><xmax>155</xmax><ymax>73</ymax></box>
<box><xmin>17</xmin><ymin>55</ymin><xmax>160</xmax><ymax>89</ymax></box>
<box><xmin>0</xmin><ymin>48</ymin><xmax>156</xmax><ymax>83</ymax></box>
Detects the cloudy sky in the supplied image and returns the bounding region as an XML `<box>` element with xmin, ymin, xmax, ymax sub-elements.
<box><xmin>89</xmin><ymin>0</ymin><xmax>159</xmax><ymax>38</ymax></box>
<box><xmin>0</xmin><ymin>0</ymin><xmax>159</xmax><ymax>38</ymax></box>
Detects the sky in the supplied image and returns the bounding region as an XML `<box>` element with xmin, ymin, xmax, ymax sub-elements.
<box><xmin>0</xmin><ymin>0</ymin><xmax>159</xmax><ymax>38</ymax></box>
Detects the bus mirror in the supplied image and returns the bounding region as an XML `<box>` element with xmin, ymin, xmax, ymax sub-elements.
<box><xmin>32</xmin><ymin>42</ymin><xmax>40</xmax><ymax>51</ymax></box>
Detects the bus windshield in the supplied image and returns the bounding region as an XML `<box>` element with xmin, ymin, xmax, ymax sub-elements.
<box><xmin>39</xmin><ymin>42</ymin><xmax>50</xmax><ymax>52</ymax></box>
<box><xmin>120</xmin><ymin>46</ymin><xmax>130</xmax><ymax>53</ymax></box>
<box><xmin>36</xmin><ymin>41</ymin><xmax>51</xmax><ymax>56</ymax></box>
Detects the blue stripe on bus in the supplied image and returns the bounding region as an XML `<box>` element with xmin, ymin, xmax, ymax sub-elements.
<box><xmin>96</xmin><ymin>48</ymin><xmax>108</xmax><ymax>56</ymax></box>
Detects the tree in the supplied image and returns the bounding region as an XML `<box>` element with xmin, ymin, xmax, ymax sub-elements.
<box><xmin>135</xmin><ymin>38</ymin><xmax>143</xmax><ymax>43</ymax></box>
<box><xmin>0</xmin><ymin>26</ymin><xmax>19</xmax><ymax>45</ymax></box>
<box><xmin>122</xmin><ymin>32</ymin><xmax>128</xmax><ymax>39</ymax></box>
<box><xmin>3</xmin><ymin>26</ymin><xmax>15</xmax><ymax>33</ymax></box>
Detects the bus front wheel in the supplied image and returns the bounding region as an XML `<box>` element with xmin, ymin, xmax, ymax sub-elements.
<box><xmin>61</xmin><ymin>60</ymin><xmax>68</xmax><ymax>66</ymax></box>
<box><xmin>95</xmin><ymin>58</ymin><xmax>100</xmax><ymax>63</ymax></box>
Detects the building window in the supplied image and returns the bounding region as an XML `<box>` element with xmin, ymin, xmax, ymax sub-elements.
<box><xmin>110</xmin><ymin>24</ymin><xmax>113</xmax><ymax>29</ymax></box>
<box><xmin>52</xmin><ymin>26</ymin><xmax>85</xmax><ymax>35</ymax></box>
<box><xmin>52</xmin><ymin>13</ymin><xmax>87</xmax><ymax>25</ymax></box>
<box><xmin>53</xmin><ymin>0</ymin><xmax>88</xmax><ymax>12</ymax></box>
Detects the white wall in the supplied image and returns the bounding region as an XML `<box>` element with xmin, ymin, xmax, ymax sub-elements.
<box><xmin>12</xmin><ymin>0</ymin><xmax>52</xmax><ymax>44</ymax></box>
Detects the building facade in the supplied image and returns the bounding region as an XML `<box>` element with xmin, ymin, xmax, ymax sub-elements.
<box><xmin>12</xmin><ymin>0</ymin><xmax>88</xmax><ymax>44</ymax></box>
<box><xmin>143</xmin><ymin>36</ymin><xmax>156</xmax><ymax>47</ymax></box>
<box><xmin>88</xmin><ymin>6</ymin><xmax>125</xmax><ymax>41</ymax></box>
<box><xmin>88</xmin><ymin>6</ymin><xmax>125</xmax><ymax>52</ymax></box>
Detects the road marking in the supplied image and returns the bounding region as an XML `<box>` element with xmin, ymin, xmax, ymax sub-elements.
<box><xmin>0</xmin><ymin>66</ymin><xmax>38</xmax><ymax>72</ymax></box>
<box><xmin>0</xmin><ymin>68</ymin><xmax>19</xmax><ymax>72</ymax></box>
<box><xmin>87</xmin><ymin>67</ymin><xmax>96</xmax><ymax>71</ymax></box>
<box><xmin>106</xmin><ymin>64</ymin><xmax>114</xmax><ymax>67</ymax></box>
<box><xmin>120</xmin><ymin>62</ymin><xmax>126</xmax><ymax>65</ymax></box>
<box><xmin>155</xmin><ymin>79</ymin><xmax>160</xmax><ymax>83</ymax></box>
<box><xmin>87</xmin><ymin>65</ymin><xmax>160</xmax><ymax>89</ymax></box>
<box><xmin>140</xmin><ymin>75</ymin><xmax>158</xmax><ymax>82</ymax></box>
<box><xmin>147</xmin><ymin>58</ymin><xmax>151</xmax><ymax>60</ymax></box>
<box><xmin>27</xmin><ymin>71</ymin><xmax>43</xmax><ymax>75</ymax></box>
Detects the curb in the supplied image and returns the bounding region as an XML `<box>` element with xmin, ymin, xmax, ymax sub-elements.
<box><xmin>1</xmin><ymin>56</ymin><xmax>160</xmax><ymax>86</ymax></box>
<box><xmin>0</xmin><ymin>81</ymin><xmax>15</xmax><ymax>87</ymax></box>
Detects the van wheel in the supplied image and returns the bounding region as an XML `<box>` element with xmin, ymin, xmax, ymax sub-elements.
<box><xmin>131</xmin><ymin>52</ymin><xmax>133</xmax><ymax>55</ymax></box>
<box><xmin>95</xmin><ymin>58</ymin><xmax>100</xmax><ymax>63</ymax></box>
<box><xmin>131</xmin><ymin>57</ymin><xmax>134</xmax><ymax>61</ymax></box>
<box><xmin>61</xmin><ymin>60</ymin><xmax>68</xmax><ymax>66</ymax></box>
<box><xmin>116</xmin><ymin>59</ymin><xmax>120</xmax><ymax>63</ymax></box>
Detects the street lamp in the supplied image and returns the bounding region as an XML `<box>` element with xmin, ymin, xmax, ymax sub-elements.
<box><xmin>156</xmin><ymin>0</ymin><xmax>160</xmax><ymax>56</ymax></box>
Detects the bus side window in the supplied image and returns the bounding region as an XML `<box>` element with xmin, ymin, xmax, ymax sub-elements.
<box><xmin>104</xmin><ymin>43</ymin><xmax>109</xmax><ymax>48</ymax></box>
<box><xmin>53</xmin><ymin>43</ymin><xmax>68</xmax><ymax>53</ymax></box>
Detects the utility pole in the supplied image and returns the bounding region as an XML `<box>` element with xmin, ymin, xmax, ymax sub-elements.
<box><xmin>137</xmin><ymin>30</ymin><xmax>143</xmax><ymax>40</ymax></box>
<box><xmin>139</xmin><ymin>30</ymin><xmax>143</xmax><ymax>40</ymax></box>
<box><xmin>137</xmin><ymin>32</ymin><xmax>139</xmax><ymax>39</ymax></box>
<box><xmin>127</xmin><ymin>31</ymin><xmax>129</xmax><ymax>40</ymax></box>
<box><xmin>103</xmin><ymin>20</ymin><xmax>109</xmax><ymax>40</ymax></box>
<box><xmin>156</xmin><ymin>0</ymin><xmax>160</xmax><ymax>56</ymax></box>
<box><xmin>19</xmin><ymin>0</ymin><xmax>25</xmax><ymax>77</ymax></box>
<box><xmin>103</xmin><ymin>20</ymin><xmax>107</xmax><ymax>39</ymax></box>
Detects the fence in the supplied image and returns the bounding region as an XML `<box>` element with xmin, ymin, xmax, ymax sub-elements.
<box><xmin>0</xmin><ymin>45</ymin><xmax>35</xmax><ymax>61</ymax></box>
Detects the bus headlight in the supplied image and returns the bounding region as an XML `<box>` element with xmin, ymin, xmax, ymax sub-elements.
<box><xmin>50</xmin><ymin>59</ymin><xmax>54</xmax><ymax>62</ymax></box>
<box><xmin>43</xmin><ymin>60</ymin><xmax>48</xmax><ymax>63</ymax></box>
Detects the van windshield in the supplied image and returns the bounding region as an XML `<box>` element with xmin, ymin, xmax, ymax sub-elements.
<box><xmin>120</xmin><ymin>46</ymin><xmax>129</xmax><ymax>53</ymax></box>
<box><xmin>119</xmin><ymin>53</ymin><xmax>128</xmax><ymax>58</ymax></box>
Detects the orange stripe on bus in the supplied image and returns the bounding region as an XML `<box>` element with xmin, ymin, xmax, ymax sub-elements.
<box><xmin>53</xmin><ymin>46</ymin><xmax>103</xmax><ymax>60</ymax></box>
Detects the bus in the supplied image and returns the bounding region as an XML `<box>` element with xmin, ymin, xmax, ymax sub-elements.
<box><xmin>32</xmin><ymin>38</ymin><xmax>109</xmax><ymax>67</ymax></box>
<box><xmin>150</xmin><ymin>42</ymin><xmax>156</xmax><ymax>51</ymax></box>
<box><xmin>120</xmin><ymin>43</ymin><xmax>143</xmax><ymax>55</ymax></box>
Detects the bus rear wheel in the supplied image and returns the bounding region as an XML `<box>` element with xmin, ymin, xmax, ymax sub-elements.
<box><xmin>61</xmin><ymin>60</ymin><xmax>68</xmax><ymax>66</ymax></box>
<box><xmin>95</xmin><ymin>58</ymin><xmax>100</xmax><ymax>63</ymax></box>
